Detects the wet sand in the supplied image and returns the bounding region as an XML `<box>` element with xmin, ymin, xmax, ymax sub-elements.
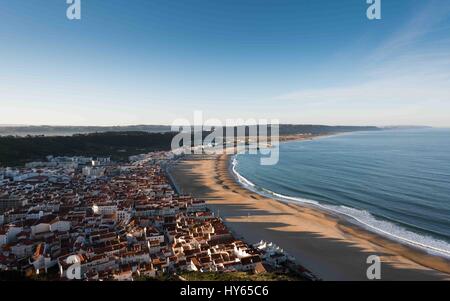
<box><xmin>169</xmin><ymin>153</ymin><xmax>450</xmax><ymax>281</ymax></box>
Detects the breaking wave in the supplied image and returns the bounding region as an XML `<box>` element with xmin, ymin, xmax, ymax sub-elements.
<box><xmin>231</xmin><ymin>156</ymin><xmax>450</xmax><ymax>259</ymax></box>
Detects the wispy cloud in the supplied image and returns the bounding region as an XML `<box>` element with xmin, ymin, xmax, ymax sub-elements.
<box><xmin>276</xmin><ymin>1</ymin><xmax>450</xmax><ymax>112</ymax></box>
<box><xmin>276</xmin><ymin>75</ymin><xmax>450</xmax><ymax>105</ymax></box>
<box><xmin>368</xmin><ymin>0</ymin><xmax>450</xmax><ymax>63</ymax></box>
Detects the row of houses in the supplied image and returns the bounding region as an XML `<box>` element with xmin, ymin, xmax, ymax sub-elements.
<box><xmin>0</xmin><ymin>152</ymin><xmax>276</xmax><ymax>280</ymax></box>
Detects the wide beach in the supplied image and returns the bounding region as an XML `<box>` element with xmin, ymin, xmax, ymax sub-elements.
<box><xmin>169</xmin><ymin>150</ymin><xmax>450</xmax><ymax>281</ymax></box>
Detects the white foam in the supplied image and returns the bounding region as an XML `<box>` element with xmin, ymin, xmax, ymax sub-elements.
<box><xmin>231</xmin><ymin>155</ymin><xmax>450</xmax><ymax>259</ymax></box>
<box><xmin>231</xmin><ymin>156</ymin><xmax>256</xmax><ymax>188</ymax></box>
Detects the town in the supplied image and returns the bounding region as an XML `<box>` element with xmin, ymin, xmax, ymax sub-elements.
<box><xmin>0</xmin><ymin>151</ymin><xmax>315</xmax><ymax>281</ymax></box>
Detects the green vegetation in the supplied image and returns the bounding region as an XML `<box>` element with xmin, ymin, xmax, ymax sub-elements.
<box><xmin>179</xmin><ymin>271</ymin><xmax>303</xmax><ymax>281</ymax></box>
<box><xmin>0</xmin><ymin>125</ymin><xmax>172</xmax><ymax>137</ymax></box>
<box><xmin>134</xmin><ymin>274</ymin><xmax>181</xmax><ymax>281</ymax></box>
<box><xmin>0</xmin><ymin>131</ymin><xmax>177</xmax><ymax>167</ymax></box>
<box><xmin>0</xmin><ymin>271</ymin><xmax>31</xmax><ymax>281</ymax></box>
<box><xmin>0</xmin><ymin>266</ymin><xmax>61</xmax><ymax>281</ymax></box>
<box><xmin>0</xmin><ymin>125</ymin><xmax>381</xmax><ymax>167</ymax></box>
<box><xmin>0</xmin><ymin>124</ymin><xmax>380</xmax><ymax>137</ymax></box>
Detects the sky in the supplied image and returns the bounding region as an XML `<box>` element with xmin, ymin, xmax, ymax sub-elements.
<box><xmin>0</xmin><ymin>0</ymin><xmax>449</xmax><ymax>126</ymax></box>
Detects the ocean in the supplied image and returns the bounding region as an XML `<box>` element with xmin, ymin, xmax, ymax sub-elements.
<box><xmin>232</xmin><ymin>129</ymin><xmax>450</xmax><ymax>258</ymax></box>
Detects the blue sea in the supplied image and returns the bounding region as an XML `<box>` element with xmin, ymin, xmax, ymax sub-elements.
<box><xmin>232</xmin><ymin>129</ymin><xmax>450</xmax><ymax>258</ymax></box>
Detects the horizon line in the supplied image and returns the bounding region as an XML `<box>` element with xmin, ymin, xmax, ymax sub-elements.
<box><xmin>0</xmin><ymin>124</ymin><xmax>439</xmax><ymax>128</ymax></box>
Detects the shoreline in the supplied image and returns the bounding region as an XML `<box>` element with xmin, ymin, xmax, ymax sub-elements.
<box><xmin>230</xmin><ymin>155</ymin><xmax>450</xmax><ymax>259</ymax></box>
<box><xmin>169</xmin><ymin>147</ymin><xmax>450</xmax><ymax>280</ymax></box>
<box><xmin>229</xmin><ymin>153</ymin><xmax>450</xmax><ymax>262</ymax></box>
<box><xmin>232</xmin><ymin>132</ymin><xmax>450</xmax><ymax>260</ymax></box>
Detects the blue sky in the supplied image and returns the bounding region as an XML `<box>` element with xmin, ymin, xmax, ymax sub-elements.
<box><xmin>0</xmin><ymin>0</ymin><xmax>449</xmax><ymax>126</ymax></box>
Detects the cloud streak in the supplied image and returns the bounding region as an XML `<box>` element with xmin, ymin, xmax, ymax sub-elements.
<box><xmin>276</xmin><ymin>74</ymin><xmax>450</xmax><ymax>105</ymax></box>
<box><xmin>276</xmin><ymin>1</ymin><xmax>450</xmax><ymax>116</ymax></box>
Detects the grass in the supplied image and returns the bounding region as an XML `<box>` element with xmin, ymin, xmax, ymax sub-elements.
<box><xmin>179</xmin><ymin>271</ymin><xmax>303</xmax><ymax>281</ymax></box>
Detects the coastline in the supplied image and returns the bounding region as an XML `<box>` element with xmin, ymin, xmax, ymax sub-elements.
<box><xmin>230</xmin><ymin>154</ymin><xmax>450</xmax><ymax>259</ymax></box>
<box><xmin>169</xmin><ymin>145</ymin><xmax>450</xmax><ymax>280</ymax></box>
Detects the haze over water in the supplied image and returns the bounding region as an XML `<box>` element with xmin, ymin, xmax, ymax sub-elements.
<box><xmin>234</xmin><ymin>129</ymin><xmax>450</xmax><ymax>257</ymax></box>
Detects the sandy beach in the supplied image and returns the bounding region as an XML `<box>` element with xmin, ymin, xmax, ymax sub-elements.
<box><xmin>169</xmin><ymin>151</ymin><xmax>450</xmax><ymax>281</ymax></box>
